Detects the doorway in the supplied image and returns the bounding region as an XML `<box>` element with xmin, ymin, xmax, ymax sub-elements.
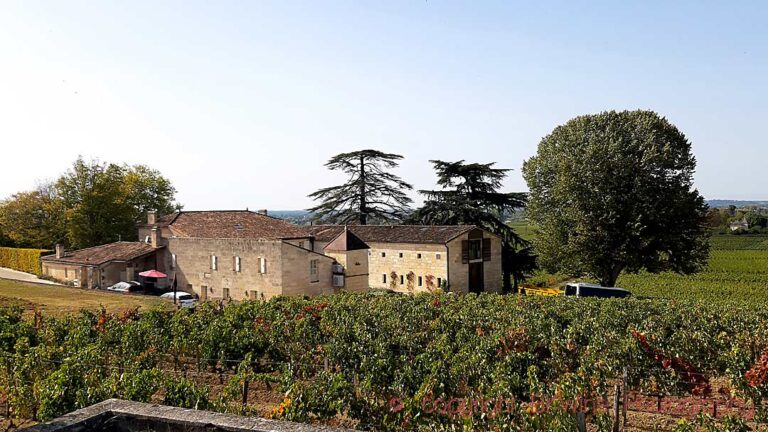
<box><xmin>469</xmin><ymin>262</ymin><xmax>484</xmax><ymax>293</ymax></box>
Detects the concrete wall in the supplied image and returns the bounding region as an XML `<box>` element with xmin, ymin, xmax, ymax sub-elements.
<box><xmin>446</xmin><ymin>232</ymin><xmax>503</xmax><ymax>294</ymax></box>
<box><xmin>366</xmin><ymin>242</ymin><xmax>448</xmax><ymax>293</ymax></box>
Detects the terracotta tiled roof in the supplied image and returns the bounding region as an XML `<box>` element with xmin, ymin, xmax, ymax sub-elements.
<box><xmin>309</xmin><ymin>225</ymin><xmax>476</xmax><ymax>244</ymax></box>
<box><xmin>41</xmin><ymin>242</ymin><xmax>157</xmax><ymax>266</ymax></box>
<box><xmin>165</xmin><ymin>211</ymin><xmax>310</xmax><ymax>240</ymax></box>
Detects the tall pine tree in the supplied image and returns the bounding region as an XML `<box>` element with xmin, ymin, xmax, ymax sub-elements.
<box><xmin>407</xmin><ymin>160</ymin><xmax>535</xmax><ymax>292</ymax></box>
<box><xmin>308</xmin><ymin>150</ymin><xmax>413</xmax><ymax>225</ymax></box>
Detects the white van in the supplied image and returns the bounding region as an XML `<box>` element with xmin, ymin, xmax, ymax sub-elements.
<box><xmin>563</xmin><ymin>283</ymin><xmax>631</xmax><ymax>298</ymax></box>
<box><xmin>160</xmin><ymin>291</ymin><xmax>198</xmax><ymax>309</ymax></box>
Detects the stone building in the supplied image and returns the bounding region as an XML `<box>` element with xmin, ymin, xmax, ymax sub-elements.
<box><xmin>41</xmin><ymin>210</ymin><xmax>503</xmax><ymax>297</ymax></box>
<box><xmin>309</xmin><ymin>224</ymin><xmax>503</xmax><ymax>293</ymax></box>
<box><xmin>41</xmin><ymin>242</ymin><xmax>158</xmax><ymax>288</ymax></box>
<box><xmin>144</xmin><ymin>210</ymin><xmax>335</xmax><ymax>301</ymax></box>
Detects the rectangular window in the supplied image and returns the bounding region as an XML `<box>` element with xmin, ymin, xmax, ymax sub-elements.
<box><xmin>417</xmin><ymin>253</ymin><xmax>422</xmax><ymax>259</ymax></box>
<box><xmin>436</xmin><ymin>253</ymin><xmax>441</xmax><ymax>260</ymax></box>
<box><xmin>437</xmin><ymin>277</ymin><xmax>442</xmax><ymax>287</ymax></box>
<box><xmin>249</xmin><ymin>290</ymin><xmax>258</xmax><ymax>300</ymax></box>
<box><xmin>234</xmin><ymin>256</ymin><xmax>241</xmax><ymax>272</ymax></box>
<box><xmin>381</xmin><ymin>252</ymin><xmax>386</xmax><ymax>258</ymax></box>
<box><xmin>382</xmin><ymin>273</ymin><xmax>387</xmax><ymax>284</ymax></box>
<box><xmin>310</xmin><ymin>259</ymin><xmax>319</xmax><ymax>283</ymax></box>
<box><xmin>259</xmin><ymin>257</ymin><xmax>267</xmax><ymax>274</ymax></box>
<box><xmin>399</xmin><ymin>252</ymin><xmax>403</xmax><ymax>258</ymax></box>
<box><xmin>223</xmin><ymin>287</ymin><xmax>230</xmax><ymax>300</ymax></box>
<box><xmin>469</xmin><ymin>240</ymin><xmax>482</xmax><ymax>261</ymax></box>
<box><xmin>400</xmin><ymin>275</ymin><xmax>404</xmax><ymax>285</ymax></box>
<box><xmin>211</xmin><ymin>255</ymin><xmax>218</xmax><ymax>270</ymax></box>
<box><xmin>418</xmin><ymin>276</ymin><xmax>423</xmax><ymax>287</ymax></box>
<box><xmin>171</xmin><ymin>254</ymin><xmax>177</xmax><ymax>269</ymax></box>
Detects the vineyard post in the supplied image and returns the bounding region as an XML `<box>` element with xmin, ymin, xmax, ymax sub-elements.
<box><xmin>576</xmin><ymin>411</ymin><xmax>586</xmax><ymax>432</ymax></box>
<box><xmin>622</xmin><ymin>367</ymin><xmax>628</xmax><ymax>429</ymax></box>
<box><xmin>612</xmin><ymin>384</ymin><xmax>620</xmax><ymax>432</ymax></box>
<box><xmin>242</xmin><ymin>379</ymin><xmax>249</xmax><ymax>406</ymax></box>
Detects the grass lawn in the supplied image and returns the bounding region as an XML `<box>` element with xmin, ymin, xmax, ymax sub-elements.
<box><xmin>0</xmin><ymin>278</ymin><xmax>170</xmax><ymax>315</ymax></box>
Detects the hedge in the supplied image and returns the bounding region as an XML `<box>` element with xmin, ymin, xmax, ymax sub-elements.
<box><xmin>0</xmin><ymin>247</ymin><xmax>51</xmax><ymax>275</ymax></box>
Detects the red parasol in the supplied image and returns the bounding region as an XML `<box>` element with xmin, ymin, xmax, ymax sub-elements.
<box><xmin>138</xmin><ymin>270</ymin><xmax>167</xmax><ymax>278</ymax></box>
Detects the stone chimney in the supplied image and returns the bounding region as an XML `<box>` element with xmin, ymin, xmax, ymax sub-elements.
<box><xmin>147</xmin><ymin>210</ymin><xmax>157</xmax><ymax>225</ymax></box>
<box><xmin>150</xmin><ymin>227</ymin><xmax>159</xmax><ymax>248</ymax></box>
<box><xmin>55</xmin><ymin>244</ymin><xmax>65</xmax><ymax>259</ymax></box>
<box><xmin>257</xmin><ymin>209</ymin><xmax>268</xmax><ymax>216</ymax></box>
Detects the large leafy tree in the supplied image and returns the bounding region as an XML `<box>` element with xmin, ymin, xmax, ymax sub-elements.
<box><xmin>56</xmin><ymin>157</ymin><xmax>180</xmax><ymax>248</ymax></box>
<box><xmin>0</xmin><ymin>183</ymin><xmax>68</xmax><ymax>248</ymax></box>
<box><xmin>407</xmin><ymin>160</ymin><xmax>535</xmax><ymax>292</ymax></box>
<box><xmin>522</xmin><ymin>110</ymin><xmax>709</xmax><ymax>287</ymax></box>
<box><xmin>308</xmin><ymin>150</ymin><xmax>413</xmax><ymax>225</ymax></box>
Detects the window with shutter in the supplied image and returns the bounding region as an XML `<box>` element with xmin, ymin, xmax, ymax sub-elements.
<box><xmin>211</xmin><ymin>255</ymin><xmax>218</xmax><ymax>271</ymax></box>
<box><xmin>259</xmin><ymin>257</ymin><xmax>267</xmax><ymax>274</ymax></box>
<box><xmin>461</xmin><ymin>240</ymin><xmax>469</xmax><ymax>264</ymax></box>
<box><xmin>235</xmin><ymin>256</ymin><xmax>241</xmax><ymax>272</ymax></box>
<box><xmin>482</xmin><ymin>238</ymin><xmax>491</xmax><ymax>261</ymax></box>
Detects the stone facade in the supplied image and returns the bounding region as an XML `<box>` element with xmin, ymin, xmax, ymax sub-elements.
<box><xmin>367</xmin><ymin>242</ymin><xmax>448</xmax><ymax>293</ymax></box>
<box><xmin>446</xmin><ymin>232</ymin><xmax>502</xmax><ymax>294</ymax></box>
<box><xmin>161</xmin><ymin>237</ymin><xmax>334</xmax><ymax>301</ymax></box>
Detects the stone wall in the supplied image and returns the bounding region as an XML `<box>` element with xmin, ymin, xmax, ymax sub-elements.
<box><xmin>164</xmin><ymin>237</ymin><xmax>334</xmax><ymax>300</ymax></box>
<box><xmin>325</xmin><ymin>249</ymin><xmax>369</xmax><ymax>292</ymax></box>
<box><xmin>366</xmin><ymin>242</ymin><xmax>448</xmax><ymax>293</ymax></box>
<box><xmin>446</xmin><ymin>232</ymin><xmax>502</xmax><ymax>293</ymax></box>
<box><xmin>280</xmin><ymin>242</ymin><xmax>335</xmax><ymax>297</ymax></box>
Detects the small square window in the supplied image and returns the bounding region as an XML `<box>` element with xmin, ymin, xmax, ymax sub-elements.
<box><xmin>436</xmin><ymin>253</ymin><xmax>441</xmax><ymax>260</ymax></box>
<box><xmin>418</xmin><ymin>276</ymin><xmax>423</xmax><ymax>286</ymax></box>
<box><xmin>381</xmin><ymin>252</ymin><xmax>386</xmax><ymax>258</ymax></box>
<box><xmin>399</xmin><ymin>252</ymin><xmax>403</xmax><ymax>258</ymax></box>
<box><xmin>417</xmin><ymin>253</ymin><xmax>422</xmax><ymax>259</ymax></box>
<box><xmin>437</xmin><ymin>277</ymin><xmax>442</xmax><ymax>287</ymax></box>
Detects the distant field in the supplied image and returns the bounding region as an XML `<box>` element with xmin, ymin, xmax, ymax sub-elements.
<box><xmin>0</xmin><ymin>278</ymin><xmax>170</xmax><ymax>315</ymax></box>
<box><xmin>620</xmin><ymin>235</ymin><xmax>768</xmax><ymax>304</ymax></box>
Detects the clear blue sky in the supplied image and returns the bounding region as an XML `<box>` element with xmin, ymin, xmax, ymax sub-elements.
<box><xmin>1</xmin><ymin>1</ymin><xmax>766</xmax><ymax>210</ymax></box>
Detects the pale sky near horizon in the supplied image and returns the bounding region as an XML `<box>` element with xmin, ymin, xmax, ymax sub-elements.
<box><xmin>1</xmin><ymin>1</ymin><xmax>766</xmax><ymax>210</ymax></box>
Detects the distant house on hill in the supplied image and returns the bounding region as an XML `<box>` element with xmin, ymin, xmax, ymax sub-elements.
<box><xmin>730</xmin><ymin>220</ymin><xmax>749</xmax><ymax>232</ymax></box>
<box><xmin>41</xmin><ymin>210</ymin><xmax>502</xmax><ymax>298</ymax></box>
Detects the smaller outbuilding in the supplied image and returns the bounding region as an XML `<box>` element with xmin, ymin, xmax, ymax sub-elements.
<box><xmin>41</xmin><ymin>242</ymin><xmax>160</xmax><ymax>289</ymax></box>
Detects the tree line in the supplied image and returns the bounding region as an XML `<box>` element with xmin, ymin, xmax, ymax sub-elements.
<box><xmin>0</xmin><ymin>157</ymin><xmax>180</xmax><ymax>250</ymax></box>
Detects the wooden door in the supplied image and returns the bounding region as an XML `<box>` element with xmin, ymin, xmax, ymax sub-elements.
<box><xmin>469</xmin><ymin>262</ymin><xmax>484</xmax><ymax>293</ymax></box>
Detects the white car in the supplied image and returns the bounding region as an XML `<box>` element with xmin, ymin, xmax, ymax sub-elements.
<box><xmin>106</xmin><ymin>281</ymin><xmax>143</xmax><ymax>293</ymax></box>
<box><xmin>160</xmin><ymin>291</ymin><xmax>198</xmax><ymax>309</ymax></box>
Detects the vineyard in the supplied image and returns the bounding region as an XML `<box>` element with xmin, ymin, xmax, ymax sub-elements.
<box><xmin>618</xmin><ymin>235</ymin><xmax>768</xmax><ymax>305</ymax></box>
<box><xmin>2</xmin><ymin>293</ymin><xmax>768</xmax><ymax>431</ymax></box>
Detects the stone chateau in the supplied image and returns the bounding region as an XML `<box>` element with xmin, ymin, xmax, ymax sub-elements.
<box><xmin>42</xmin><ymin>210</ymin><xmax>502</xmax><ymax>299</ymax></box>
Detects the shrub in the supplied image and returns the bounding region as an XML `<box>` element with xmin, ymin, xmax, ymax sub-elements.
<box><xmin>0</xmin><ymin>247</ymin><xmax>50</xmax><ymax>275</ymax></box>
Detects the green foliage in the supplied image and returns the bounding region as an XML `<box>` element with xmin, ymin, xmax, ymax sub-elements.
<box><xmin>308</xmin><ymin>150</ymin><xmax>413</xmax><ymax>225</ymax></box>
<box><xmin>407</xmin><ymin>160</ymin><xmax>534</xmax><ymax>291</ymax></box>
<box><xmin>0</xmin><ymin>184</ymin><xmax>68</xmax><ymax>249</ymax></box>
<box><xmin>0</xmin><ymin>247</ymin><xmax>50</xmax><ymax>275</ymax></box>
<box><xmin>523</xmin><ymin>110</ymin><xmax>710</xmax><ymax>287</ymax></box>
<box><xmin>0</xmin><ymin>157</ymin><xmax>180</xmax><ymax>250</ymax></box>
<box><xmin>1</xmin><ymin>295</ymin><xmax>767</xmax><ymax>428</ymax></box>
